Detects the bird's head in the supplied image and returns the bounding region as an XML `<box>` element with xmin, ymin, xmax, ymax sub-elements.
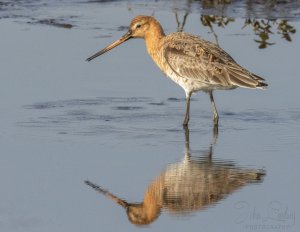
<box><xmin>86</xmin><ymin>15</ymin><xmax>164</xmax><ymax>61</ymax></box>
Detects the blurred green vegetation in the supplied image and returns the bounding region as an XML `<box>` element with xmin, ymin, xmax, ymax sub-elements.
<box><xmin>176</xmin><ymin>12</ymin><xmax>296</xmax><ymax>49</ymax></box>
<box><xmin>174</xmin><ymin>0</ymin><xmax>297</xmax><ymax>48</ymax></box>
<box><xmin>243</xmin><ymin>18</ymin><xmax>296</xmax><ymax>48</ymax></box>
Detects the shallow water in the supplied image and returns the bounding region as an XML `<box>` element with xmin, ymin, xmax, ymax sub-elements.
<box><xmin>1</xmin><ymin>1</ymin><xmax>300</xmax><ymax>231</ymax></box>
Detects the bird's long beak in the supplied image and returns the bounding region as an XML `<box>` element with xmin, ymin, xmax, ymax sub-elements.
<box><xmin>84</xmin><ymin>180</ymin><xmax>129</xmax><ymax>209</ymax></box>
<box><xmin>86</xmin><ymin>30</ymin><xmax>132</xmax><ymax>62</ymax></box>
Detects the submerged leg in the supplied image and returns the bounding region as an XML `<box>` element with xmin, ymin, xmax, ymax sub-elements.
<box><xmin>183</xmin><ymin>92</ymin><xmax>192</xmax><ymax>126</ymax></box>
<box><xmin>183</xmin><ymin>124</ymin><xmax>190</xmax><ymax>160</ymax></box>
<box><xmin>209</xmin><ymin>91</ymin><xmax>219</xmax><ymax>126</ymax></box>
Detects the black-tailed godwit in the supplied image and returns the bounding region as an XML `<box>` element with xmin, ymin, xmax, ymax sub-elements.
<box><xmin>87</xmin><ymin>15</ymin><xmax>268</xmax><ymax>126</ymax></box>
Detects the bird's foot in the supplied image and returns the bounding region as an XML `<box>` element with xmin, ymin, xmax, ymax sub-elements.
<box><xmin>183</xmin><ymin>122</ymin><xmax>189</xmax><ymax>129</ymax></box>
<box><xmin>183</xmin><ymin>122</ymin><xmax>189</xmax><ymax>128</ymax></box>
<box><xmin>213</xmin><ymin>115</ymin><xmax>219</xmax><ymax>126</ymax></box>
<box><xmin>183</xmin><ymin>116</ymin><xmax>189</xmax><ymax>127</ymax></box>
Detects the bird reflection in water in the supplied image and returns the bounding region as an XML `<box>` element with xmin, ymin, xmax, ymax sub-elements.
<box><xmin>85</xmin><ymin>126</ymin><xmax>265</xmax><ymax>225</ymax></box>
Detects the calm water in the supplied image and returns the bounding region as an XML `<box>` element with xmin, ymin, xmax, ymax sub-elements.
<box><xmin>1</xmin><ymin>1</ymin><xmax>300</xmax><ymax>231</ymax></box>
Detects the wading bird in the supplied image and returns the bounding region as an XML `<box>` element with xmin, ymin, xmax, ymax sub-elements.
<box><xmin>86</xmin><ymin>15</ymin><xmax>267</xmax><ymax>126</ymax></box>
<box><xmin>85</xmin><ymin>126</ymin><xmax>265</xmax><ymax>225</ymax></box>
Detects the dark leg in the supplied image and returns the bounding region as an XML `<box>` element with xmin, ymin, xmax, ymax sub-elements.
<box><xmin>183</xmin><ymin>92</ymin><xmax>192</xmax><ymax>126</ymax></box>
<box><xmin>209</xmin><ymin>91</ymin><xmax>219</xmax><ymax>126</ymax></box>
<box><xmin>212</xmin><ymin>122</ymin><xmax>219</xmax><ymax>141</ymax></box>
<box><xmin>183</xmin><ymin>124</ymin><xmax>190</xmax><ymax>160</ymax></box>
<box><xmin>207</xmin><ymin>119</ymin><xmax>219</xmax><ymax>162</ymax></box>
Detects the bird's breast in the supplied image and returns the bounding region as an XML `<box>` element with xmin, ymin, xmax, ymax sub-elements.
<box><xmin>147</xmin><ymin>51</ymin><xmax>210</xmax><ymax>93</ymax></box>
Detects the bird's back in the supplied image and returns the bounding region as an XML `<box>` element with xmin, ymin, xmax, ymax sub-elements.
<box><xmin>159</xmin><ymin>32</ymin><xmax>267</xmax><ymax>91</ymax></box>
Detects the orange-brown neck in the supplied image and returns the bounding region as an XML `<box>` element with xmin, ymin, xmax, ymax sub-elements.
<box><xmin>126</xmin><ymin>175</ymin><xmax>164</xmax><ymax>225</ymax></box>
<box><xmin>144</xmin><ymin>20</ymin><xmax>165</xmax><ymax>58</ymax></box>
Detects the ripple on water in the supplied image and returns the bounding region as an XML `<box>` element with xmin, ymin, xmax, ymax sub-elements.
<box><xmin>23</xmin><ymin>97</ymin><xmax>153</xmax><ymax>109</ymax></box>
<box><xmin>112</xmin><ymin>106</ymin><xmax>144</xmax><ymax>110</ymax></box>
<box><xmin>19</xmin><ymin>97</ymin><xmax>184</xmax><ymax>136</ymax></box>
<box><xmin>19</xmin><ymin>96</ymin><xmax>300</xmax><ymax>137</ymax></box>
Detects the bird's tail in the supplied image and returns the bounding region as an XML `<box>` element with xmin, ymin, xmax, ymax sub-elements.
<box><xmin>227</xmin><ymin>66</ymin><xmax>268</xmax><ymax>89</ymax></box>
<box><xmin>252</xmin><ymin>73</ymin><xmax>268</xmax><ymax>89</ymax></box>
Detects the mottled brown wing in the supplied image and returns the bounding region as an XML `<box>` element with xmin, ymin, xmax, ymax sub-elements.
<box><xmin>164</xmin><ymin>34</ymin><xmax>267</xmax><ymax>89</ymax></box>
<box><xmin>164</xmin><ymin>43</ymin><xmax>232</xmax><ymax>87</ymax></box>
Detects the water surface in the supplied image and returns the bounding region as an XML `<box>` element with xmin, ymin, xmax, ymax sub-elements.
<box><xmin>0</xmin><ymin>1</ymin><xmax>299</xmax><ymax>231</ymax></box>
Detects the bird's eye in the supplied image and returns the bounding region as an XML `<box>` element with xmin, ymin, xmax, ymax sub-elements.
<box><xmin>136</xmin><ymin>24</ymin><xmax>141</xmax><ymax>29</ymax></box>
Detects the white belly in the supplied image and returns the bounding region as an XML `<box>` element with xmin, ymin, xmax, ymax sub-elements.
<box><xmin>163</xmin><ymin>67</ymin><xmax>236</xmax><ymax>94</ymax></box>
